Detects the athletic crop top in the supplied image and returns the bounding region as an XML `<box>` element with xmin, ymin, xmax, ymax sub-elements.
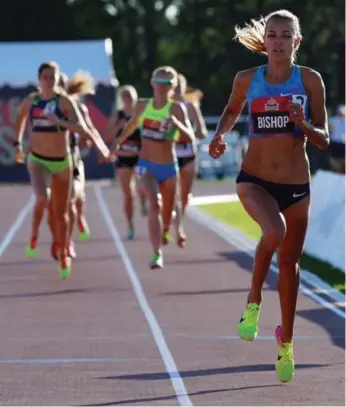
<box><xmin>117</xmin><ymin>110</ymin><xmax>141</xmax><ymax>153</ymax></box>
<box><xmin>246</xmin><ymin>65</ymin><xmax>309</xmax><ymax>138</ymax></box>
<box><xmin>29</xmin><ymin>94</ymin><xmax>67</xmax><ymax>133</ymax></box>
<box><xmin>138</xmin><ymin>99</ymin><xmax>179</xmax><ymax>142</ymax></box>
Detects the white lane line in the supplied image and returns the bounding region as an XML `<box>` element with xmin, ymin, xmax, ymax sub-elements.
<box><xmin>187</xmin><ymin>207</ymin><xmax>346</xmax><ymax>320</ymax></box>
<box><xmin>189</xmin><ymin>194</ymin><xmax>239</xmax><ymax>206</ymax></box>
<box><xmin>0</xmin><ymin>195</ymin><xmax>35</xmax><ymax>257</ymax></box>
<box><xmin>94</xmin><ymin>185</ymin><xmax>192</xmax><ymax>407</ymax></box>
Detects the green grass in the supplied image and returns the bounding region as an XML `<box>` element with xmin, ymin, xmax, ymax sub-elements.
<box><xmin>199</xmin><ymin>201</ymin><xmax>345</xmax><ymax>293</ymax></box>
<box><xmin>198</xmin><ymin>177</ymin><xmax>235</xmax><ymax>183</ymax></box>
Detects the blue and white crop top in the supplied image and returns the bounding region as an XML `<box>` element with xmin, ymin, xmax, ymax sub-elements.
<box><xmin>29</xmin><ymin>93</ymin><xmax>67</xmax><ymax>133</ymax></box>
<box><xmin>246</xmin><ymin>65</ymin><xmax>309</xmax><ymax>138</ymax></box>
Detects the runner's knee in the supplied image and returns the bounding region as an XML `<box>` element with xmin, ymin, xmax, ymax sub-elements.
<box><xmin>35</xmin><ymin>194</ymin><xmax>49</xmax><ymax>209</ymax></box>
<box><xmin>277</xmin><ymin>257</ymin><xmax>300</xmax><ymax>276</ymax></box>
<box><xmin>148</xmin><ymin>195</ymin><xmax>161</xmax><ymax>215</ymax></box>
<box><xmin>262</xmin><ymin>225</ymin><xmax>286</xmax><ymax>251</ymax></box>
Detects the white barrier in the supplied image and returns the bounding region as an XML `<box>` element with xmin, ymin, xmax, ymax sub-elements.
<box><xmin>304</xmin><ymin>170</ymin><xmax>345</xmax><ymax>272</ymax></box>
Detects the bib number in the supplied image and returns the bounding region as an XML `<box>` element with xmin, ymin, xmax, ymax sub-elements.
<box><xmin>159</xmin><ymin>118</ymin><xmax>173</xmax><ymax>132</ymax></box>
<box><xmin>292</xmin><ymin>95</ymin><xmax>307</xmax><ymax>111</ymax></box>
<box><xmin>43</xmin><ymin>101</ymin><xmax>57</xmax><ymax>114</ymax></box>
<box><xmin>136</xmin><ymin>165</ymin><xmax>147</xmax><ymax>178</ymax></box>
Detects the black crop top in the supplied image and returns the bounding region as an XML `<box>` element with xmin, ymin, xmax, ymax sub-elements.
<box><xmin>116</xmin><ymin>110</ymin><xmax>141</xmax><ymax>153</ymax></box>
<box><xmin>29</xmin><ymin>93</ymin><xmax>67</xmax><ymax>133</ymax></box>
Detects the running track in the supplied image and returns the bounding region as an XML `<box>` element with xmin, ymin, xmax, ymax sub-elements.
<box><xmin>0</xmin><ymin>181</ymin><xmax>344</xmax><ymax>406</ymax></box>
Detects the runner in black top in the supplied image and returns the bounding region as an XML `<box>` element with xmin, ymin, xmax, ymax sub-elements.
<box><xmin>105</xmin><ymin>85</ymin><xmax>147</xmax><ymax>239</ymax></box>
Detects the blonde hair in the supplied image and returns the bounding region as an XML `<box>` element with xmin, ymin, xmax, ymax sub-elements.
<box><xmin>151</xmin><ymin>65</ymin><xmax>178</xmax><ymax>86</ymax></box>
<box><xmin>234</xmin><ymin>10</ymin><xmax>302</xmax><ymax>59</ymax></box>
<box><xmin>178</xmin><ymin>73</ymin><xmax>187</xmax><ymax>94</ymax></box>
<box><xmin>119</xmin><ymin>85</ymin><xmax>138</xmax><ymax>101</ymax></box>
<box><xmin>67</xmin><ymin>70</ymin><xmax>95</xmax><ymax>96</ymax></box>
<box><xmin>184</xmin><ymin>88</ymin><xmax>204</xmax><ymax>105</ymax></box>
<box><xmin>176</xmin><ymin>73</ymin><xmax>203</xmax><ymax>104</ymax></box>
<box><xmin>116</xmin><ymin>85</ymin><xmax>138</xmax><ymax>110</ymax></box>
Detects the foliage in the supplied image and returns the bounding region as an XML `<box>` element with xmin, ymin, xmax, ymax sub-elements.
<box><xmin>0</xmin><ymin>0</ymin><xmax>344</xmax><ymax>113</ymax></box>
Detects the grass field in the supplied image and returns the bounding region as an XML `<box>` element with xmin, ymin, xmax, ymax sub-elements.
<box><xmin>199</xmin><ymin>201</ymin><xmax>345</xmax><ymax>293</ymax></box>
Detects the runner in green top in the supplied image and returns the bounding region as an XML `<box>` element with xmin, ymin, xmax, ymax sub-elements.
<box><xmin>14</xmin><ymin>61</ymin><xmax>111</xmax><ymax>279</ymax></box>
<box><xmin>113</xmin><ymin>66</ymin><xmax>195</xmax><ymax>269</ymax></box>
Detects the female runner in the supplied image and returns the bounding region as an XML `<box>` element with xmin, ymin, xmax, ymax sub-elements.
<box><xmin>209</xmin><ymin>10</ymin><xmax>329</xmax><ymax>382</ymax></box>
<box><xmin>171</xmin><ymin>74</ymin><xmax>207</xmax><ymax>245</ymax></box>
<box><xmin>105</xmin><ymin>85</ymin><xmax>147</xmax><ymax>240</ymax></box>
<box><xmin>15</xmin><ymin>62</ymin><xmax>110</xmax><ymax>278</ymax></box>
<box><xmin>49</xmin><ymin>71</ymin><xmax>101</xmax><ymax>259</ymax></box>
<box><xmin>113</xmin><ymin>66</ymin><xmax>194</xmax><ymax>268</ymax></box>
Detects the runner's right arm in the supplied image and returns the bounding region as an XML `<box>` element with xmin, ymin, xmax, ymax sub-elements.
<box><xmin>14</xmin><ymin>96</ymin><xmax>34</xmax><ymax>162</ymax></box>
<box><xmin>14</xmin><ymin>97</ymin><xmax>33</xmax><ymax>149</ymax></box>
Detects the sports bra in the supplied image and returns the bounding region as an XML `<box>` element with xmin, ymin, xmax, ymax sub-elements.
<box><xmin>246</xmin><ymin>65</ymin><xmax>310</xmax><ymax>138</ymax></box>
<box><xmin>29</xmin><ymin>93</ymin><xmax>67</xmax><ymax>133</ymax></box>
<box><xmin>138</xmin><ymin>99</ymin><xmax>179</xmax><ymax>142</ymax></box>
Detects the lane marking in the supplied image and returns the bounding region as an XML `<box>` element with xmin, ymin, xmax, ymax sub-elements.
<box><xmin>187</xmin><ymin>207</ymin><xmax>346</xmax><ymax>320</ymax></box>
<box><xmin>187</xmin><ymin>195</ymin><xmax>345</xmax><ymax>303</ymax></box>
<box><xmin>94</xmin><ymin>185</ymin><xmax>193</xmax><ymax>407</ymax></box>
<box><xmin>189</xmin><ymin>193</ymin><xmax>239</xmax><ymax>206</ymax></box>
<box><xmin>0</xmin><ymin>194</ymin><xmax>35</xmax><ymax>257</ymax></box>
<box><xmin>0</xmin><ymin>357</ymin><xmax>133</xmax><ymax>365</ymax></box>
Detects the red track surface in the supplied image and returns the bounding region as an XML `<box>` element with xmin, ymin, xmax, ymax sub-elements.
<box><xmin>0</xmin><ymin>182</ymin><xmax>344</xmax><ymax>406</ymax></box>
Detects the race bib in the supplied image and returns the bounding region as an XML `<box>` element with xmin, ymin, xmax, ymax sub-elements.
<box><xmin>136</xmin><ymin>165</ymin><xmax>147</xmax><ymax>178</ymax></box>
<box><xmin>43</xmin><ymin>101</ymin><xmax>57</xmax><ymax>115</ymax></box>
<box><xmin>292</xmin><ymin>94</ymin><xmax>308</xmax><ymax>111</ymax></box>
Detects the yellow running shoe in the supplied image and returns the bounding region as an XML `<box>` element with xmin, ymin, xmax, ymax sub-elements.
<box><xmin>59</xmin><ymin>257</ymin><xmax>72</xmax><ymax>279</ymax></box>
<box><xmin>78</xmin><ymin>218</ymin><xmax>90</xmax><ymax>241</ymax></box>
<box><xmin>25</xmin><ymin>236</ymin><xmax>38</xmax><ymax>259</ymax></box>
<box><xmin>237</xmin><ymin>302</ymin><xmax>260</xmax><ymax>341</ymax></box>
<box><xmin>275</xmin><ymin>325</ymin><xmax>295</xmax><ymax>383</ymax></box>
<box><xmin>162</xmin><ymin>231</ymin><xmax>173</xmax><ymax>245</ymax></box>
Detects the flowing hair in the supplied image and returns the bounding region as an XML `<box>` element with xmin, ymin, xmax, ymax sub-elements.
<box><xmin>234</xmin><ymin>10</ymin><xmax>302</xmax><ymax>60</ymax></box>
<box><xmin>184</xmin><ymin>88</ymin><xmax>204</xmax><ymax>105</ymax></box>
<box><xmin>67</xmin><ymin>70</ymin><xmax>95</xmax><ymax>96</ymax></box>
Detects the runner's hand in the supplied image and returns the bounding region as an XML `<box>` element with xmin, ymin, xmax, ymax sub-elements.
<box><xmin>287</xmin><ymin>102</ymin><xmax>304</xmax><ymax>125</ymax></box>
<box><xmin>98</xmin><ymin>150</ymin><xmax>116</xmax><ymax>164</ymax></box>
<box><xmin>15</xmin><ymin>150</ymin><xmax>25</xmax><ymax>164</ymax></box>
<box><xmin>209</xmin><ymin>135</ymin><xmax>227</xmax><ymax>159</ymax></box>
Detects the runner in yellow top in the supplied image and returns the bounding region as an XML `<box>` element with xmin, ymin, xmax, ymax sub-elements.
<box><xmin>113</xmin><ymin>66</ymin><xmax>195</xmax><ymax>269</ymax></box>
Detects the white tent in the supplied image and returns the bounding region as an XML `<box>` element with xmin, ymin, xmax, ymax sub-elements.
<box><xmin>0</xmin><ymin>39</ymin><xmax>118</xmax><ymax>87</ymax></box>
<box><xmin>0</xmin><ymin>39</ymin><xmax>118</xmax><ymax>181</ymax></box>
